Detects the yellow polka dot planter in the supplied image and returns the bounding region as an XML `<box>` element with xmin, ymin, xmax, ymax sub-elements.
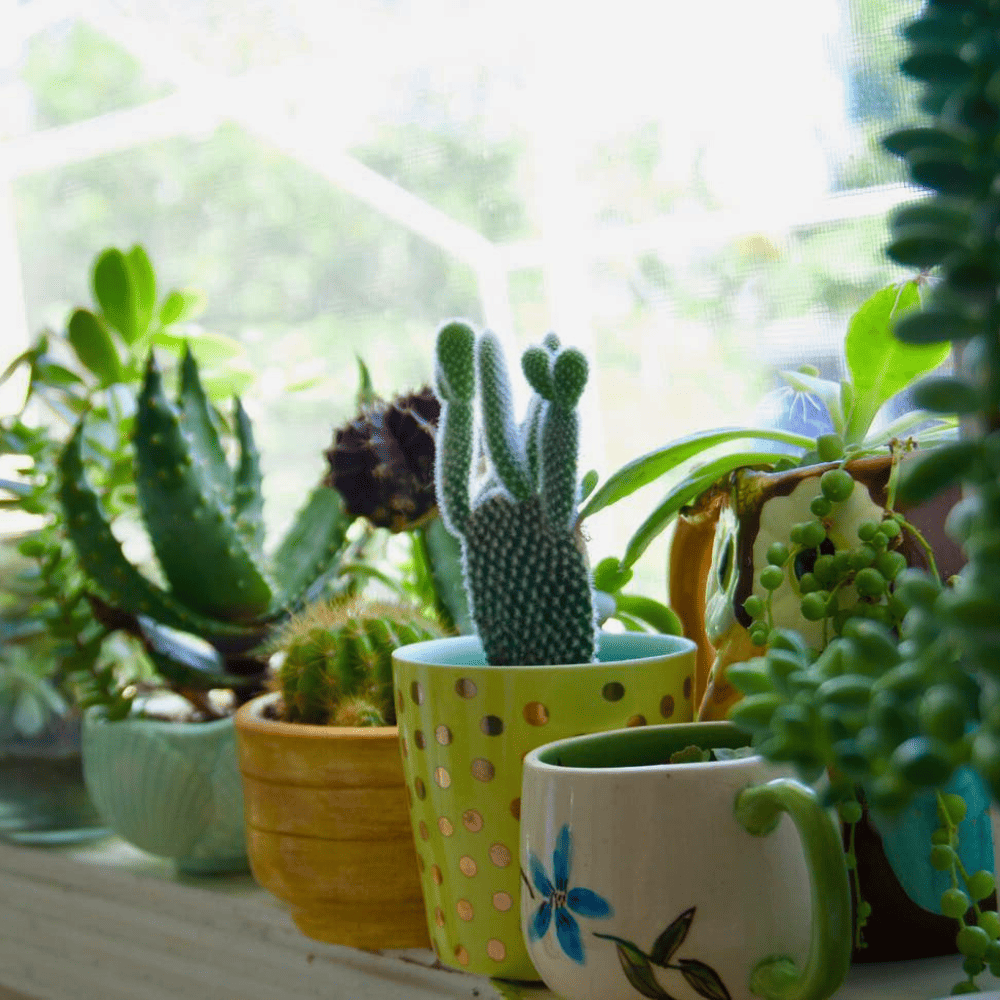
<box><xmin>391</xmin><ymin>632</ymin><xmax>696</xmax><ymax>980</ymax></box>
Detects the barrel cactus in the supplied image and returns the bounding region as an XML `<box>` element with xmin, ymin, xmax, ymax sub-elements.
<box><xmin>434</xmin><ymin>322</ymin><xmax>597</xmax><ymax>666</ymax></box>
<box><xmin>273</xmin><ymin>598</ymin><xmax>447</xmax><ymax>726</ymax></box>
<box><xmin>58</xmin><ymin>348</ymin><xmax>355</xmax><ymax>707</ymax></box>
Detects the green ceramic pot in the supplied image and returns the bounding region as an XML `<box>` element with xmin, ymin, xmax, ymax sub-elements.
<box><xmin>82</xmin><ymin>709</ymin><xmax>248</xmax><ymax>874</ymax></box>
<box><xmin>391</xmin><ymin>632</ymin><xmax>696</xmax><ymax>980</ymax></box>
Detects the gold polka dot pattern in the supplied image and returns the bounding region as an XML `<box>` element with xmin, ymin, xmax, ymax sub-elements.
<box><xmin>489</xmin><ymin>843</ymin><xmax>511</xmax><ymax>868</ymax></box>
<box><xmin>602</xmin><ymin>681</ymin><xmax>624</xmax><ymax>702</ymax></box>
<box><xmin>480</xmin><ymin>715</ymin><xmax>504</xmax><ymax>736</ymax></box>
<box><xmin>471</xmin><ymin>758</ymin><xmax>495</xmax><ymax>782</ymax></box>
<box><xmin>455</xmin><ymin>678</ymin><xmax>477</xmax><ymax>698</ymax></box>
<box><xmin>523</xmin><ymin>701</ymin><xmax>549</xmax><ymax>726</ymax></box>
<box><xmin>393</xmin><ymin>641</ymin><xmax>695</xmax><ymax>978</ymax></box>
<box><xmin>492</xmin><ymin>891</ymin><xmax>512</xmax><ymax>912</ymax></box>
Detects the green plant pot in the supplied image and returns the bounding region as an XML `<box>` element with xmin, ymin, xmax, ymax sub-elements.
<box><xmin>82</xmin><ymin>709</ymin><xmax>248</xmax><ymax>874</ymax></box>
<box><xmin>392</xmin><ymin>631</ymin><xmax>696</xmax><ymax>980</ymax></box>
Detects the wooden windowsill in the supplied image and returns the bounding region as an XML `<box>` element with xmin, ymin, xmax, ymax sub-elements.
<box><xmin>0</xmin><ymin>835</ymin><xmax>996</xmax><ymax>1000</ymax></box>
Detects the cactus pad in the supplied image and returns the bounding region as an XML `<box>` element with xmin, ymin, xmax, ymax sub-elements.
<box><xmin>433</xmin><ymin>323</ymin><xmax>597</xmax><ymax>666</ymax></box>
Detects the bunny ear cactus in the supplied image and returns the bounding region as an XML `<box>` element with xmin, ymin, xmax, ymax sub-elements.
<box><xmin>58</xmin><ymin>348</ymin><xmax>354</xmax><ymax>702</ymax></box>
<box><xmin>434</xmin><ymin>322</ymin><xmax>597</xmax><ymax>666</ymax></box>
<box><xmin>274</xmin><ymin>598</ymin><xmax>448</xmax><ymax>726</ymax></box>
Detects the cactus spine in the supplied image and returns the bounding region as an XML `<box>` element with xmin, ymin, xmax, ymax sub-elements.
<box><xmin>274</xmin><ymin>599</ymin><xmax>447</xmax><ymax>726</ymax></box>
<box><xmin>434</xmin><ymin>323</ymin><xmax>597</xmax><ymax>666</ymax></box>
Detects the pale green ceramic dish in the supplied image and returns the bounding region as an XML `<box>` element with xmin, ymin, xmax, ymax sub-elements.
<box><xmin>392</xmin><ymin>632</ymin><xmax>696</xmax><ymax>980</ymax></box>
<box><xmin>82</xmin><ymin>709</ymin><xmax>248</xmax><ymax>874</ymax></box>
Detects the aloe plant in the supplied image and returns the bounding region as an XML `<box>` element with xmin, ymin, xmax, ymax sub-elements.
<box><xmin>58</xmin><ymin>348</ymin><xmax>355</xmax><ymax>716</ymax></box>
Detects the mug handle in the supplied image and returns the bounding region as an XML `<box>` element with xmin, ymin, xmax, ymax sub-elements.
<box><xmin>734</xmin><ymin>778</ymin><xmax>852</xmax><ymax>1000</ymax></box>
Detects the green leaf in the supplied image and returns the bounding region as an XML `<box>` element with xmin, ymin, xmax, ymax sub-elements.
<box><xmin>580</xmin><ymin>429</ymin><xmax>812</xmax><ymax>520</ymax></box>
<box><xmin>67</xmin><ymin>309</ymin><xmax>123</xmax><ymax>386</ymax></box>
<box><xmin>912</xmin><ymin>375</ymin><xmax>980</xmax><ymax>415</ymax></box>
<box><xmin>909</xmin><ymin>153</ymin><xmax>984</xmax><ymax>198</ymax></box>
<box><xmin>862</xmin><ymin>409</ymin><xmax>956</xmax><ymax>448</ymax></box>
<box><xmin>355</xmin><ymin>355</ymin><xmax>377</xmax><ymax>407</ymax></box>
<box><xmin>883</xmin><ymin>127</ymin><xmax>966</xmax><ymax>159</ymax></box>
<box><xmin>613</xmin><ymin>595</ymin><xmax>683</xmax><ymax>635</ymax></box>
<box><xmin>621</xmin><ymin>451</ymin><xmax>792</xmax><ymax>570</ymax></box>
<box><xmin>778</xmin><ymin>370</ymin><xmax>846</xmax><ymax>437</ymax></box>
<box><xmin>902</xmin><ymin>52</ymin><xmax>971</xmax><ymax>86</ymax></box>
<box><xmin>93</xmin><ymin>248</ymin><xmax>140</xmax><ymax>343</ymax></box>
<box><xmin>887</xmin><ymin>226</ymin><xmax>966</xmax><ymax>270</ymax></box>
<box><xmin>126</xmin><ymin>245</ymin><xmax>156</xmax><ymax>337</ymax></box>
<box><xmin>649</xmin><ymin>907</ymin><xmax>696</xmax><ymax>965</ymax></box>
<box><xmin>893</xmin><ymin>310</ymin><xmax>980</xmax><ymax>345</ymax></box>
<box><xmin>152</xmin><ymin>326</ymin><xmax>245</xmax><ymax>364</ymax></box>
<box><xmin>594</xmin><ymin>935</ymin><xmax>671</xmax><ymax>1000</ymax></box>
<box><xmin>844</xmin><ymin>281</ymin><xmax>949</xmax><ymax>445</ymax></box>
<box><xmin>897</xmin><ymin>440</ymin><xmax>981</xmax><ymax>505</ymax></box>
<box><xmin>160</xmin><ymin>289</ymin><xmax>207</xmax><ymax>326</ymax></box>
<box><xmin>136</xmin><ymin>617</ymin><xmax>249</xmax><ymax>690</ymax></box>
<box><xmin>678</xmin><ymin>958</ymin><xmax>732</xmax><ymax>1000</ymax></box>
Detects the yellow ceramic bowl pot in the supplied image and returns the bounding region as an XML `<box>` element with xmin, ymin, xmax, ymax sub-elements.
<box><xmin>234</xmin><ymin>692</ymin><xmax>429</xmax><ymax>950</ymax></box>
<box><xmin>392</xmin><ymin>632</ymin><xmax>696</xmax><ymax>980</ymax></box>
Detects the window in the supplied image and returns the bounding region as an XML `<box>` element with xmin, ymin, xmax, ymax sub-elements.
<box><xmin>0</xmin><ymin>0</ymin><xmax>923</xmax><ymax>593</ymax></box>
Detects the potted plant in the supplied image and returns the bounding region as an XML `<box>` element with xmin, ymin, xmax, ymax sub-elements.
<box><xmin>0</xmin><ymin>245</ymin><xmax>251</xmax><ymax>843</ymax></box>
<box><xmin>713</xmin><ymin>1</ymin><xmax>1000</xmax><ymax>992</ymax></box>
<box><xmin>58</xmin><ymin>348</ymin><xmax>361</xmax><ymax>873</ymax></box>
<box><xmin>392</xmin><ymin>322</ymin><xmax>697</xmax><ymax>980</ymax></box>
<box><xmin>577</xmin><ymin>277</ymin><xmax>957</xmax><ymax>721</ymax></box>
<box><xmin>233</xmin><ymin>597</ymin><xmax>446</xmax><ymax>949</ymax></box>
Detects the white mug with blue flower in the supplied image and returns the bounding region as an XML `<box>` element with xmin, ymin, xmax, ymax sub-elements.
<box><xmin>520</xmin><ymin>722</ymin><xmax>852</xmax><ymax>1000</ymax></box>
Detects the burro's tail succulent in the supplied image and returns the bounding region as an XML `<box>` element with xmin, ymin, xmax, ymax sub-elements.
<box><xmin>434</xmin><ymin>322</ymin><xmax>596</xmax><ymax>666</ymax></box>
<box><xmin>273</xmin><ymin>598</ymin><xmax>448</xmax><ymax>726</ymax></box>
<box><xmin>58</xmin><ymin>348</ymin><xmax>354</xmax><ymax>704</ymax></box>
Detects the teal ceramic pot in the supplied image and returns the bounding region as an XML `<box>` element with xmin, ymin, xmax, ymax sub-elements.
<box><xmin>82</xmin><ymin>709</ymin><xmax>248</xmax><ymax>874</ymax></box>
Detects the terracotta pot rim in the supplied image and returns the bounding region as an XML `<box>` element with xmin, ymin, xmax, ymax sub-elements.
<box><xmin>234</xmin><ymin>692</ymin><xmax>399</xmax><ymax>740</ymax></box>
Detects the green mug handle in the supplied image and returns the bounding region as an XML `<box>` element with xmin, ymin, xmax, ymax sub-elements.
<box><xmin>734</xmin><ymin>778</ymin><xmax>852</xmax><ymax>1000</ymax></box>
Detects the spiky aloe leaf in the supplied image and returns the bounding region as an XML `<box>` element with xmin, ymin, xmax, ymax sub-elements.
<box><xmin>232</xmin><ymin>397</ymin><xmax>264</xmax><ymax>555</ymax></box>
<box><xmin>58</xmin><ymin>426</ymin><xmax>257</xmax><ymax>644</ymax></box>
<box><xmin>176</xmin><ymin>348</ymin><xmax>233</xmax><ymax>498</ymax></box>
<box><xmin>269</xmin><ymin>485</ymin><xmax>353</xmax><ymax>612</ymax></box>
<box><xmin>134</xmin><ymin>355</ymin><xmax>273</xmax><ymax>620</ymax></box>
<box><xmin>136</xmin><ymin>618</ymin><xmax>252</xmax><ymax>690</ymax></box>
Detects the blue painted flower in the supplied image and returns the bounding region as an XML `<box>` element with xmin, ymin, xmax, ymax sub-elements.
<box><xmin>527</xmin><ymin>824</ymin><xmax>612</xmax><ymax>964</ymax></box>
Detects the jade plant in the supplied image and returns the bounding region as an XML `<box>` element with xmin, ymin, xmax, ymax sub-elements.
<box><xmin>58</xmin><ymin>348</ymin><xmax>356</xmax><ymax>719</ymax></box>
<box><xmin>434</xmin><ymin>323</ymin><xmax>597</xmax><ymax>666</ymax></box>
<box><xmin>272</xmin><ymin>598</ymin><xmax>447</xmax><ymax>726</ymax></box>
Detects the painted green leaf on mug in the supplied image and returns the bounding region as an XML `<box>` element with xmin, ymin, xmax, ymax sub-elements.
<box><xmin>595</xmin><ymin>934</ymin><xmax>670</xmax><ymax>999</ymax></box>
<box><xmin>678</xmin><ymin>958</ymin><xmax>732</xmax><ymax>1000</ymax></box>
<box><xmin>649</xmin><ymin>907</ymin><xmax>695</xmax><ymax>965</ymax></box>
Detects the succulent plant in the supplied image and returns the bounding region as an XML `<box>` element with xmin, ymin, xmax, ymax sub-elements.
<box><xmin>273</xmin><ymin>598</ymin><xmax>447</xmax><ymax>726</ymax></box>
<box><xmin>434</xmin><ymin>322</ymin><xmax>596</xmax><ymax>666</ymax></box>
<box><xmin>325</xmin><ymin>375</ymin><xmax>441</xmax><ymax>534</ymax></box>
<box><xmin>58</xmin><ymin>348</ymin><xmax>355</xmax><ymax>712</ymax></box>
